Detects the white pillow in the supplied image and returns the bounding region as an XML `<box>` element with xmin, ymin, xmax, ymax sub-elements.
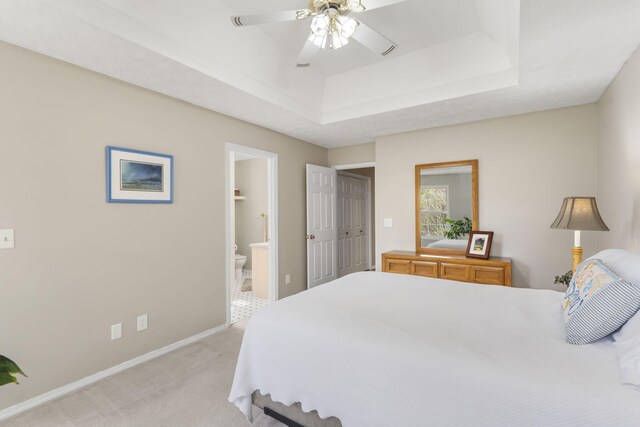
<box><xmin>589</xmin><ymin>250</ymin><xmax>640</xmax><ymax>386</ymax></box>
<box><xmin>598</xmin><ymin>250</ymin><xmax>640</xmax><ymax>345</ymax></box>
<box><xmin>614</xmin><ymin>309</ymin><xmax>640</xmax><ymax>342</ymax></box>
<box><xmin>613</xmin><ymin>311</ymin><xmax>640</xmax><ymax>387</ymax></box>
<box><xmin>587</xmin><ymin>249</ymin><xmax>640</xmax><ymax>286</ymax></box>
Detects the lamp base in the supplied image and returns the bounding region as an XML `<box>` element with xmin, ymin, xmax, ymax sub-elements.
<box><xmin>572</xmin><ymin>246</ymin><xmax>583</xmax><ymax>273</ymax></box>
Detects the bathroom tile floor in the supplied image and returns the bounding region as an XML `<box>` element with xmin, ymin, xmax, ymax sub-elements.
<box><xmin>231</xmin><ymin>279</ymin><xmax>270</xmax><ymax>324</ymax></box>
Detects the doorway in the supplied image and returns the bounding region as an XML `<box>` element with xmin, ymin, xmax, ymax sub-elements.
<box><xmin>226</xmin><ymin>143</ymin><xmax>278</xmax><ymax>325</ymax></box>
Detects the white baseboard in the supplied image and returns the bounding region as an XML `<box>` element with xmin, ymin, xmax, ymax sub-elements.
<box><xmin>0</xmin><ymin>323</ymin><xmax>229</xmax><ymax>421</ymax></box>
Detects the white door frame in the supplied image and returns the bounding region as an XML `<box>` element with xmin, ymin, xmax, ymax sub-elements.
<box><xmin>225</xmin><ymin>143</ymin><xmax>279</xmax><ymax>326</ymax></box>
<box><xmin>337</xmin><ymin>170</ymin><xmax>373</xmax><ymax>272</ymax></box>
<box><xmin>333</xmin><ymin>162</ymin><xmax>376</xmax><ymax>170</ymax></box>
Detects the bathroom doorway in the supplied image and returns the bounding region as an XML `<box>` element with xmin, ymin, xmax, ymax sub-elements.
<box><xmin>226</xmin><ymin>143</ymin><xmax>278</xmax><ymax>325</ymax></box>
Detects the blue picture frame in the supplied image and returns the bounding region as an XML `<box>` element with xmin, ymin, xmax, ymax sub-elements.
<box><xmin>106</xmin><ymin>146</ymin><xmax>174</xmax><ymax>203</ymax></box>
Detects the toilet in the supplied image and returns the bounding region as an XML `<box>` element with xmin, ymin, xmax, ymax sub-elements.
<box><xmin>234</xmin><ymin>253</ymin><xmax>247</xmax><ymax>287</ymax></box>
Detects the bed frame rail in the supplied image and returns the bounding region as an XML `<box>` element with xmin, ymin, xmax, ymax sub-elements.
<box><xmin>252</xmin><ymin>391</ymin><xmax>342</xmax><ymax>427</ymax></box>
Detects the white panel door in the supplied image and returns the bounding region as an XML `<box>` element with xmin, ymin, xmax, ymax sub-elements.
<box><xmin>353</xmin><ymin>177</ymin><xmax>368</xmax><ymax>272</ymax></box>
<box><xmin>337</xmin><ymin>175</ymin><xmax>369</xmax><ymax>277</ymax></box>
<box><xmin>306</xmin><ymin>164</ymin><xmax>337</xmax><ymax>289</ymax></box>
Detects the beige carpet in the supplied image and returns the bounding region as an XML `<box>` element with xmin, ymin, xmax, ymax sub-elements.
<box><xmin>1</xmin><ymin>322</ymin><xmax>284</xmax><ymax>427</ymax></box>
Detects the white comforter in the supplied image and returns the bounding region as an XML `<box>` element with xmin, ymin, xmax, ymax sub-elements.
<box><xmin>229</xmin><ymin>272</ymin><xmax>640</xmax><ymax>426</ymax></box>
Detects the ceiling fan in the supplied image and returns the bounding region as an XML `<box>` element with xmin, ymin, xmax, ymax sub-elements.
<box><xmin>231</xmin><ymin>0</ymin><xmax>406</xmax><ymax>67</ymax></box>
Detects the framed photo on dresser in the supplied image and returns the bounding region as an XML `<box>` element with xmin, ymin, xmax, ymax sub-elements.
<box><xmin>466</xmin><ymin>231</ymin><xmax>494</xmax><ymax>259</ymax></box>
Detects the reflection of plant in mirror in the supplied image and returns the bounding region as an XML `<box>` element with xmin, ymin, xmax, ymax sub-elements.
<box><xmin>443</xmin><ymin>217</ymin><xmax>472</xmax><ymax>240</ymax></box>
<box><xmin>0</xmin><ymin>355</ymin><xmax>26</xmax><ymax>386</ymax></box>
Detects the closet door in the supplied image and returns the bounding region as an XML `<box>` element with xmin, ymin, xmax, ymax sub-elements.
<box><xmin>337</xmin><ymin>175</ymin><xmax>369</xmax><ymax>278</ymax></box>
<box><xmin>352</xmin><ymin>178</ymin><xmax>368</xmax><ymax>273</ymax></box>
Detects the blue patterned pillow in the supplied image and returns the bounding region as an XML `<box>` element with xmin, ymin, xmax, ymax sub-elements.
<box><xmin>563</xmin><ymin>258</ymin><xmax>640</xmax><ymax>345</ymax></box>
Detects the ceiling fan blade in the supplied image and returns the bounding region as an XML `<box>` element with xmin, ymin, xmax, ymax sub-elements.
<box><xmin>231</xmin><ymin>9</ymin><xmax>311</xmax><ymax>27</ymax></box>
<box><xmin>355</xmin><ymin>0</ymin><xmax>406</xmax><ymax>12</ymax></box>
<box><xmin>351</xmin><ymin>20</ymin><xmax>398</xmax><ymax>56</ymax></box>
<box><xmin>296</xmin><ymin>37</ymin><xmax>321</xmax><ymax>67</ymax></box>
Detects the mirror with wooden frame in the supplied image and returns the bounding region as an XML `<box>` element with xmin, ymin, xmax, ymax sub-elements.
<box><xmin>415</xmin><ymin>160</ymin><xmax>478</xmax><ymax>255</ymax></box>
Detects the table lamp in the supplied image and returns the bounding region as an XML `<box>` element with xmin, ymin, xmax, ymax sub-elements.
<box><xmin>550</xmin><ymin>197</ymin><xmax>609</xmax><ymax>273</ymax></box>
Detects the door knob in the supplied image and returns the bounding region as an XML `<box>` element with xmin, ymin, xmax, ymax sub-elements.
<box><xmin>306</xmin><ymin>235</ymin><xmax>316</xmax><ymax>240</ymax></box>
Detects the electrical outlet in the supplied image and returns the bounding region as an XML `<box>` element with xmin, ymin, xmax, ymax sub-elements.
<box><xmin>383</xmin><ymin>218</ymin><xmax>393</xmax><ymax>228</ymax></box>
<box><xmin>0</xmin><ymin>229</ymin><xmax>15</xmax><ymax>249</ymax></box>
<box><xmin>137</xmin><ymin>314</ymin><xmax>148</xmax><ymax>332</ymax></box>
<box><xmin>285</xmin><ymin>274</ymin><xmax>291</xmax><ymax>285</ymax></box>
<box><xmin>111</xmin><ymin>323</ymin><xmax>122</xmax><ymax>340</ymax></box>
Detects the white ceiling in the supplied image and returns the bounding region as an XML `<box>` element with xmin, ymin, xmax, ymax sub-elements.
<box><xmin>0</xmin><ymin>0</ymin><xmax>639</xmax><ymax>148</ymax></box>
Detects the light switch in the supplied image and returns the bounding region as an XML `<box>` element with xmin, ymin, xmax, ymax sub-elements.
<box><xmin>285</xmin><ymin>274</ymin><xmax>291</xmax><ymax>285</ymax></box>
<box><xmin>0</xmin><ymin>229</ymin><xmax>15</xmax><ymax>249</ymax></box>
<box><xmin>383</xmin><ymin>218</ymin><xmax>393</xmax><ymax>228</ymax></box>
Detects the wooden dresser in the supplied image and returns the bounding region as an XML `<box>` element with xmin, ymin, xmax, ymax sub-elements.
<box><xmin>381</xmin><ymin>250</ymin><xmax>512</xmax><ymax>287</ymax></box>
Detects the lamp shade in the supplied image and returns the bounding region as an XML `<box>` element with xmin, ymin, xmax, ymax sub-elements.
<box><xmin>550</xmin><ymin>197</ymin><xmax>609</xmax><ymax>231</ymax></box>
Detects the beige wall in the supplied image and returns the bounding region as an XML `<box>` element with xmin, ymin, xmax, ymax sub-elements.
<box><xmin>376</xmin><ymin>105</ymin><xmax>599</xmax><ymax>289</ymax></box>
<box><xmin>597</xmin><ymin>44</ymin><xmax>640</xmax><ymax>252</ymax></box>
<box><xmin>0</xmin><ymin>41</ymin><xmax>326</xmax><ymax>411</ymax></box>
<box><xmin>328</xmin><ymin>142</ymin><xmax>375</xmax><ymax>166</ymax></box>
<box><xmin>235</xmin><ymin>158</ymin><xmax>268</xmax><ymax>270</ymax></box>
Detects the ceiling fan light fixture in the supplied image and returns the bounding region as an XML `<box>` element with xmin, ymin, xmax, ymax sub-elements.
<box><xmin>309</xmin><ymin>13</ymin><xmax>357</xmax><ymax>50</ymax></box>
<box><xmin>232</xmin><ymin>0</ymin><xmax>403</xmax><ymax>66</ymax></box>
<box><xmin>308</xmin><ymin>28</ymin><xmax>327</xmax><ymax>48</ymax></box>
<box><xmin>328</xmin><ymin>31</ymin><xmax>349</xmax><ymax>49</ymax></box>
<box><xmin>336</xmin><ymin>15</ymin><xmax>358</xmax><ymax>38</ymax></box>
<box><xmin>296</xmin><ymin>9</ymin><xmax>312</xmax><ymax>20</ymax></box>
<box><xmin>310</xmin><ymin>14</ymin><xmax>330</xmax><ymax>37</ymax></box>
<box><xmin>313</xmin><ymin>0</ymin><xmax>328</xmax><ymax>9</ymax></box>
<box><xmin>347</xmin><ymin>0</ymin><xmax>365</xmax><ymax>12</ymax></box>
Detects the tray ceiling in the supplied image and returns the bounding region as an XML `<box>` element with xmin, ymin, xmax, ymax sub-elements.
<box><xmin>0</xmin><ymin>0</ymin><xmax>639</xmax><ymax>148</ymax></box>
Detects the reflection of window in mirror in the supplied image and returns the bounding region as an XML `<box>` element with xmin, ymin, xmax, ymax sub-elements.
<box><xmin>420</xmin><ymin>185</ymin><xmax>450</xmax><ymax>239</ymax></box>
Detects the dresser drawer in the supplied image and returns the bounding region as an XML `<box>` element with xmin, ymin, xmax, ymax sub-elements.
<box><xmin>384</xmin><ymin>258</ymin><xmax>411</xmax><ymax>274</ymax></box>
<box><xmin>410</xmin><ymin>261</ymin><xmax>438</xmax><ymax>278</ymax></box>
<box><xmin>471</xmin><ymin>266</ymin><xmax>506</xmax><ymax>286</ymax></box>
<box><xmin>440</xmin><ymin>263</ymin><xmax>471</xmax><ymax>282</ymax></box>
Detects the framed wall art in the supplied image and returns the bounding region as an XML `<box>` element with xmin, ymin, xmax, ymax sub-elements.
<box><xmin>465</xmin><ymin>231</ymin><xmax>494</xmax><ymax>259</ymax></box>
<box><xmin>106</xmin><ymin>146</ymin><xmax>173</xmax><ymax>203</ymax></box>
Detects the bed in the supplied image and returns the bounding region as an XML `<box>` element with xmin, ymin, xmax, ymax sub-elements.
<box><xmin>425</xmin><ymin>238</ymin><xmax>468</xmax><ymax>250</ymax></box>
<box><xmin>229</xmin><ymin>271</ymin><xmax>640</xmax><ymax>426</ymax></box>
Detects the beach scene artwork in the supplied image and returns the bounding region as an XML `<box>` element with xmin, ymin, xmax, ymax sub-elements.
<box><xmin>120</xmin><ymin>160</ymin><xmax>163</xmax><ymax>192</ymax></box>
<box><xmin>473</xmin><ymin>237</ymin><xmax>486</xmax><ymax>252</ymax></box>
